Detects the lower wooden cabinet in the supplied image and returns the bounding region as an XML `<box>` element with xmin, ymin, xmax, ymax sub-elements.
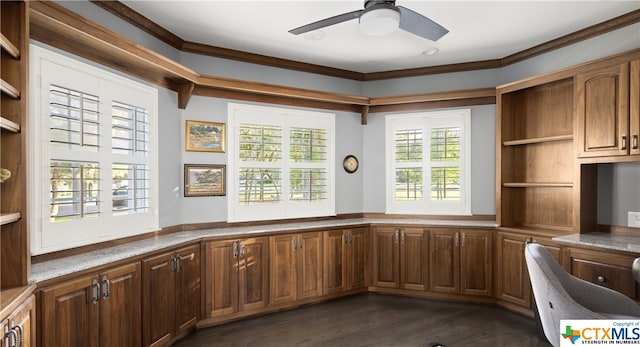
<box><xmin>269</xmin><ymin>232</ymin><xmax>323</xmax><ymax>305</ymax></box>
<box><xmin>40</xmin><ymin>262</ymin><xmax>141</xmax><ymax>347</ymax></box>
<box><xmin>204</xmin><ymin>237</ymin><xmax>268</xmax><ymax>319</ymax></box>
<box><xmin>142</xmin><ymin>244</ymin><xmax>200</xmax><ymax>347</ymax></box>
<box><xmin>428</xmin><ymin>228</ymin><xmax>492</xmax><ymax>296</ymax></box>
<box><xmin>494</xmin><ymin>231</ymin><xmax>560</xmax><ymax>310</ymax></box>
<box><xmin>1</xmin><ymin>287</ymin><xmax>35</xmax><ymax>347</ymax></box>
<box><xmin>564</xmin><ymin>247</ymin><xmax>638</xmax><ymax>300</ymax></box>
<box><xmin>323</xmin><ymin>228</ymin><xmax>368</xmax><ymax>295</ymax></box>
<box><xmin>371</xmin><ymin>226</ymin><xmax>428</xmax><ymax>291</ymax></box>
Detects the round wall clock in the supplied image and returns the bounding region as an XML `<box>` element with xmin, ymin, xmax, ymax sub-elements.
<box><xmin>342</xmin><ymin>155</ymin><xmax>359</xmax><ymax>173</ymax></box>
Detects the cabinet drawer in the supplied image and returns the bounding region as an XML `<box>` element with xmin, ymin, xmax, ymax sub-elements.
<box><xmin>570</xmin><ymin>257</ymin><xmax>637</xmax><ymax>299</ymax></box>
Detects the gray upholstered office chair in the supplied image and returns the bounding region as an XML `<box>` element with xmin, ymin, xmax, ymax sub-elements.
<box><xmin>525</xmin><ymin>243</ymin><xmax>640</xmax><ymax>347</ymax></box>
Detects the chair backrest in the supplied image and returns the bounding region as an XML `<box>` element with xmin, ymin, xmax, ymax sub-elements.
<box><xmin>524</xmin><ymin>243</ymin><xmax>603</xmax><ymax>347</ymax></box>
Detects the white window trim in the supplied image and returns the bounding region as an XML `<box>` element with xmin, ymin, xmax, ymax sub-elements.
<box><xmin>385</xmin><ymin>109</ymin><xmax>471</xmax><ymax>215</ymax></box>
<box><xmin>227</xmin><ymin>103</ymin><xmax>335</xmax><ymax>223</ymax></box>
<box><xmin>29</xmin><ymin>45</ymin><xmax>159</xmax><ymax>255</ymax></box>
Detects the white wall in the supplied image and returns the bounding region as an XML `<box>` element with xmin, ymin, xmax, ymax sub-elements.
<box><xmin>47</xmin><ymin>2</ymin><xmax>640</xmax><ymax>228</ymax></box>
<box><xmin>363</xmin><ymin>105</ymin><xmax>496</xmax><ymax>214</ymax></box>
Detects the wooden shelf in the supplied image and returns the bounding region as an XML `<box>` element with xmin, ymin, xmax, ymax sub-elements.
<box><xmin>0</xmin><ymin>32</ymin><xmax>20</xmax><ymax>59</ymax></box>
<box><xmin>0</xmin><ymin>212</ymin><xmax>21</xmax><ymax>226</ymax></box>
<box><xmin>503</xmin><ymin>135</ymin><xmax>573</xmax><ymax>146</ymax></box>
<box><xmin>0</xmin><ymin>78</ymin><xmax>20</xmax><ymax>99</ymax></box>
<box><xmin>0</xmin><ymin>117</ymin><xmax>20</xmax><ymax>133</ymax></box>
<box><xmin>503</xmin><ymin>182</ymin><xmax>573</xmax><ymax>188</ymax></box>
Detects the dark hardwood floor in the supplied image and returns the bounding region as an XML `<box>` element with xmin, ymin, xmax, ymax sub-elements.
<box><xmin>174</xmin><ymin>294</ymin><xmax>552</xmax><ymax>347</ymax></box>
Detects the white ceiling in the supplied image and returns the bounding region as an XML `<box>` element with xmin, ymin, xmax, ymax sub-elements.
<box><xmin>121</xmin><ymin>1</ymin><xmax>640</xmax><ymax>73</ymax></box>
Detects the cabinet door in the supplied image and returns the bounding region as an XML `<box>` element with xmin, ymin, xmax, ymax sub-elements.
<box><xmin>347</xmin><ymin>228</ymin><xmax>368</xmax><ymax>291</ymax></box>
<box><xmin>400</xmin><ymin>228</ymin><xmax>427</xmax><ymax>291</ymax></box>
<box><xmin>142</xmin><ymin>251</ymin><xmax>174</xmax><ymax>347</ymax></box>
<box><xmin>269</xmin><ymin>234</ymin><xmax>297</xmax><ymax>305</ymax></box>
<box><xmin>495</xmin><ymin>232</ymin><xmax>531</xmax><ymax>308</ymax></box>
<box><xmin>175</xmin><ymin>245</ymin><xmax>201</xmax><ymax>336</ymax></box>
<box><xmin>323</xmin><ymin>230</ymin><xmax>346</xmax><ymax>294</ymax></box>
<box><xmin>238</xmin><ymin>237</ymin><xmax>268</xmax><ymax>312</ymax></box>
<box><xmin>205</xmin><ymin>240</ymin><xmax>238</xmax><ymax>317</ymax></box>
<box><xmin>460</xmin><ymin>229</ymin><xmax>492</xmax><ymax>296</ymax></box>
<box><xmin>5</xmin><ymin>294</ymin><xmax>35</xmax><ymax>347</ymax></box>
<box><xmin>99</xmin><ymin>262</ymin><xmax>141</xmax><ymax>347</ymax></box>
<box><xmin>631</xmin><ymin>59</ymin><xmax>640</xmax><ymax>156</ymax></box>
<box><xmin>371</xmin><ymin>227</ymin><xmax>399</xmax><ymax>288</ymax></box>
<box><xmin>40</xmin><ymin>275</ymin><xmax>100</xmax><ymax>347</ymax></box>
<box><xmin>429</xmin><ymin>229</ymin><xmax>459</xmax><ymax>293</ymax></box>
<box><xmin>297</xmin><ymin>232</ymin><xmax>323</xmax><ymax>299</ymax></box>
<box><xmin>576</xmin><ymin>62</ymin><xmax>630</xmax><ymax>157</ymax></box>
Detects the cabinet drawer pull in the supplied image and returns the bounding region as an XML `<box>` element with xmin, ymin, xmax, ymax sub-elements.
<box><xmin>6</xmin><ymin>328</ymin><xmax>17</xmax><ymax>347</ymax></box>
<box><xmin>239</xmin><ymin>242</ymin><xmax>245</xmax><ymax>258</ymax></box>
<box><xmin>621</xmin><ymin>135</ymin><xmax>627</xmax><ymax>150</ymax></box>
<box><xmin>633</xmin><ymin>134</ymin><xmax>638</xmax><ymax>150</ymax></box>
<box><xmin>597</xmin><ymin>275</ymin><xmax>606</xmax><ymax>283</ymax></box>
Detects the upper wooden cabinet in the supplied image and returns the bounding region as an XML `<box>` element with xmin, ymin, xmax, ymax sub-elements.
<box><xmin>576</xmin><ymin>60</ymin><xmax>640</xmax><ymax>159</ymax></box>
<box><xmin>323</xmin><ymin>228</ymin><xmax>369</xmax><ymax>295</ymax></box>
<box><xmin>428</xmin><ymin>228</ymin><xmax>492</xmax><ymax>297</ymax></box>
<box><xmin>39</xmin><ymin>262</ymin><xmax>141</xmax><ymax>347</ymax></box>
<box><xmin>203</xmin><ymin>237</ymin><xmax>268</xmax><ymax>321</ymax></box>
<box><xmin>142</xmin><ymin>244</ymin><xmax>200</xmax><ymax>347</ymax></box>
<box><xmin>371</xmin><ymin>226</ymin><xmax>428</xmax><ymax>291</ymax></box>
<box><xmin>497</xmin><ymin>77</ymin><xmax>575</xmax><ymax>234</ymax></box>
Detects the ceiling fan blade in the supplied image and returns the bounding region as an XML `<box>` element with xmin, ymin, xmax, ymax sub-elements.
<box><xmin>289</xmin><ymin>10</ymin><xmax>363</xmax><ymax>35</ymax></box>
<box><xmin>398</xmin><ymin>6</ymin><xmax>448</xmax><ymax>41</ymax></box>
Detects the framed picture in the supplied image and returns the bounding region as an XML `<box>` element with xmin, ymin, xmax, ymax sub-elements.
<box><xmin>184</xmin><ymin>164</ymin><xmax>226</xmax><ymax>197</ymax></box>
<box><xmin>185</xmin><ymin>120</ymin><xmax>226</xmax><ymax>152</ymax></box>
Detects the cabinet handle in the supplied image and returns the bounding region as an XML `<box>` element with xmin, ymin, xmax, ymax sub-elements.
<box><xmin>102</xmin><ymin>275</ymin><xmax>110</xmax><ymax>299</ymax></box>
<box><xmin>92</xmin><ymin>279</ymin><xmax>100</xmax><ymax>304</ymax></box>
<box><xmin>170</xmin><ymin>256</ymin><xmax>177</xmax><ymax>272</ymax></box>
<box><xmin>394</xmin><ymin>230</ymin><xmax>399</xmax><ymax>244</ymax></box>
<box><xmin>622</xmin><ymin>135</ymin><xmax>627</xmax><ymax>150</ymax></box>
<box><xmin>6</xmin><ymin>328</ymin><xmax>17</xmax><ymax>347</ymax></box>
<box><xmin>633</xmin><ymin>134</ymin><xmax>638</xmax><ymax>150</ymax></box>
<box><xmin>597</xmin><ymin>275</ymin><xmax>606</xmax><ymax>283</ymax></box>
<box><xmin>344</xmin><ymin>233</ymin><xmax>348</xmax><ymax>245</ymax></box>
<box><xmin>298</xmin><ymin>236</ymin><xmax>303</xmax><ymax>250</ymax></box>
<box><xmin>239</xmin><ymin>242</ymin><xmax>245</xmax><ymax>258</ymax></box>
<box><xmin>461</xmin><ymin>232</ymin><xmax>466</xmax><ymax>247</ymax></box>
<box><xmin>349</xmin><ymin>232</ymin><xmax>353</xmax><ymax>244</ymax></box>
<box><xmin>292</xmin><ymin>236</ymin><xmax>297</xmax><ymax>250</ymax></box>
<box><xmin>233</xmin><ymin>241</ymin><xmax>239</xmax><ymax>259</ymax></box>
<box><xmin>400</xmin><ymin>230</ymin><xmax>405</xmax><ymax>244</ymax></box>
<box><xmin>455</xmin><ymin>232</ymin><xmax>459</xmax><ymax>247</ymax></box>
<box><xmin>13</xmin><ymin>325</ymin><xmax>23</xmax><ymax>347</ymax></box>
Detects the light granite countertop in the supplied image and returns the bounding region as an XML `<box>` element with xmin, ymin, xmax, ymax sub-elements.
<box><xmin>553</xmin><ymin>232</ymin><xmax>640</xmax><ymax>254</ymax></box>
<box><xmin>30</xmin><ymin>218</ymin><xmax>497</xmax><ymax>284</ymax></box>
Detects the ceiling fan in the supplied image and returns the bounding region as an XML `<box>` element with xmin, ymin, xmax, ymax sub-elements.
<box><xmin>289</xmin><ymin>0</ymin><xmax>449</xmax><ymax>41</ymax></box>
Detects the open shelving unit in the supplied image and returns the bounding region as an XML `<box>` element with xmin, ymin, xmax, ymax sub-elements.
<box><xmin>1</xmin><ymin>0</ymin><xmax>30</xmax><ymax>290</ymax></box>
<box><xmin>497</xmin><ymin>77</ymin><xmax>576</xmax><ymax>234</ymax></box>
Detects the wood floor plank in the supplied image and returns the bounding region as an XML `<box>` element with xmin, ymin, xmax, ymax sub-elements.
<box><xmin>174</xmin><ymin>294</ymin><xmax>552</xmax><ymax>347</ymax></box>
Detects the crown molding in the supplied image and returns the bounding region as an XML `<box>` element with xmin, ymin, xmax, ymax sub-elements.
<box><xmin>90</xmin><ymin>1</ymin><xmax>640</xmax><ymax>81</ymax></box>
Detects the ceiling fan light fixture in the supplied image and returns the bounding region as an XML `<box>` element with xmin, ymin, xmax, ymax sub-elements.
<box><xmin>359</xmin><ymin>6</ymin><xmax>400</xmax><ymax>36</ymax></box>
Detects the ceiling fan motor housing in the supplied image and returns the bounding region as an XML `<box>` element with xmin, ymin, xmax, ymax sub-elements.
<box><xmin>360</xmin><ymin>2</ymin><xmax>401</xmax><ymax>36</ymax></box>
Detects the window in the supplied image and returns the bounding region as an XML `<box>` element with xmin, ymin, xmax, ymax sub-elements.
<box><xmin>386</xmin><ymin>109</ymin><xmax>471</xmax><ymax>215</ymax></box>
<box><xmin>30</xmin><ymin>45</ymin><xmax>158</xmax><ymax>254</ymax></box>
<box><xmin>228</xmin><ymin>103</ymin><xmax>335</xmax><ymax>222</ymax></box>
